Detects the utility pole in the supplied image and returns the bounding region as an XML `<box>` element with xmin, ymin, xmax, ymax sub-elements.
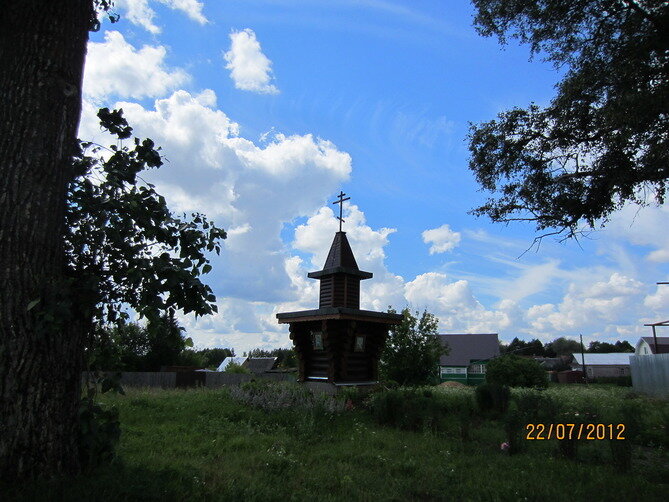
<box><xmin>580</xmin><ymin>334</ymin><xmax>587</xmax><ymax>384</ymax></box>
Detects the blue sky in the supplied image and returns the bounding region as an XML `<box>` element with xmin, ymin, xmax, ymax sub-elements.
<box><xmin>81</xmin><ymin>0</ymin><xmax>668</xmax><ymax>352</ymax></box>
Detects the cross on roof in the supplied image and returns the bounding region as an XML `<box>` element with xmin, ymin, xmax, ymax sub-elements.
<box><xmin>332</xmin><ymin>191</ymin><xmax>350</xmax><ymax>232</ymax></box>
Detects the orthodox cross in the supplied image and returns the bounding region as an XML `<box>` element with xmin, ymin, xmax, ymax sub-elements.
<box><xmin>332</xmin><ymin>191</ymin><xmax>350</xmax><ymax>232</ymax></box>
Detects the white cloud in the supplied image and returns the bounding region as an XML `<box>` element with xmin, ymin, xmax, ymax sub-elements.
<box><xmin>606</xmin><ymin>203</ymin><xmax>669</xmax><ymax>262</ymax></box>
<box><xmin>157</xmin><ymin>0</ymin><xmax>207</xmax><ymax>25</ymax></box>
<box><xmin>404</xmin><ymin>272</ymin><xmax>511</xmax><ymax>333</ymax></box>
<box><xmin>422</xmin><ymin>224</ymin><xmax>460</xmax><ymax>254</ymax></box>
<box><xmin>523</xmin><ymin>273</ymin><xmax>645</xmax><ymax>340</ymax></box>
<box><xmin>79</xmin><ymin>88</ymin><xmax>352</xmax><ymax>348</ymax></box>
<box><xmin>114</xmin><ymin>0</ymin><xmax>207</xmax><ymax>34</ymax></box>
<box><xmin>115</xmin><ymin>0</ymin><xmax>160</xmax><ymax>34</ymax></box>
<box><xmin>224</xmin><ymin>29</ymin><xmax>279</xmax><ymax>94</ymax></box>
<box><xmin>84</xmin><ymin>31</ymin><xmax>189</xmax><ymax>100</ymax></box>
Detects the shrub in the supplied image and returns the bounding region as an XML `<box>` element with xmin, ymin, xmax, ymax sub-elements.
<box><xmin>513</xmin><ymin>389</ymin><xmax>560</xmax><ymax>424</ymax></box>
<box><xmin>368</xmin><ymin>388</ymin><xmax>448</xmax><ymax>432</ymax></box>
<box><xmin>224</xmin><ymin>362</ymin><xmax>251</xmax><ymax>374</ymax></box>
<box><xmin>77</xmin><ymin>397</ymin><xmax>121</xmax><ymax>470</ymax></box>
<box><xmin>591</xmin><ymin>376</ymin><xmax>632</xmax><ymax>386</ymax></box>
<box><xmin>486</xmin><ymin>355</ymin><xmax>548</xmax><ymax>388</ymax></box>
<box><xmin>443</xmin><ymin>390</ymin><xmax>476</xmax><ymax>440</ymax></box>
<box><xmin>475</xmin><ymin>383</ymin><xmax>510</xmax><ymax>416</ymax></box>
<box><xmin>503</xmin><ymin>403</ymin><xmax>525</xmax><ymax>455</ymax></box>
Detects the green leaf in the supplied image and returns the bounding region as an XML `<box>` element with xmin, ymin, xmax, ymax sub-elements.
<box><xmin>26</xmin><ymin>299</ymin><xmax>40</xmax><ymax>312</ymax></box>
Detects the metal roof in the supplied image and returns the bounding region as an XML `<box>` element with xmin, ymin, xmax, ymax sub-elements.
<box><xmin>437</xmin><ymin>333</ymin><xmax>500</xmax><ymax>366</ymax></box>
<box><xmin>571</xmin><ymin>353</ymin><xmax>633</xmax><ymax>366</ymax></box>
<box><xmin>638</xmin><ymin>336</ymin><xmax>669</xmax><ymax>354</ymax></box>
<box><xmin>244</xmin><ymin>357</ymin><xmax>277</xmax><ymax>374</ymax></box>
<box><xmin>216</xmin><ymin>356</ymin><xmax>247</xmax><ymax>372</ymax></box>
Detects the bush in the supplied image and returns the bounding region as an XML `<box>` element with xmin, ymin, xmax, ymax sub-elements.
<box><xmin>224</xmin><ymin>362</ymin><xmax>251</xmax><ymax>374</ymax></box>
<box><xmin>77</xmin><ymin>397</ymin><xmax>121</xmax><ymax>470</ymax></box>
<box><xmin>486</xmin><ymin>355</ymin><xmax>548</xmax><ymax>388</ymax></box>
<box><xmin>503</xmin><ymin>403</ymin><xmax>525</xmax><ymax>455</ymax></box>
<box><xmin>475</xmin><ymin>383</ymin><xmax>510</xmax><ymax>416</ymax></box>
<box><xmin>368</xmin><ymin>388</ymin><xmax>448</xmax><ymax>432</ymax></box>
<box><xmin>591</xmin><ymin>376</ymin><xmax>632</xmax><ymax>386</ymax></box>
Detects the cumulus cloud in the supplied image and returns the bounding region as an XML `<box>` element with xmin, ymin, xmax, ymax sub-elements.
<box><xmin>524</xmin><ymin>273</ymin><xmax>645</xmax><ymax>340</ymax></box>
<box><xmin>79</xmin><ymin>86</ymin><xmax>350</xmax><ymax>348</ymax></box>
<box><xmin>422</xmin><ymin>224</ymin><xmax>461</xmax><ymax>254</ymax></box>
<box><xmin>84</xmin><ymin>31</ymin><xmax>189</xmax><ymax>100</ymax></box>
<box><xmin>607</xmin><ymin>203</ymin><xmax>669</xmax><ymax>262</ymax></box>
<box><xmin>114</xmin><ymin>0</ymin><xmax>207</xmax><ymax>34</ymax></box>
<box><xmin>224</xmin><ymin>29</ymin><xmax>279</xmax><ymax>94</ymax></box>
<box><xmin>78</xmin><ymin>28</ymin><xmax>666</xmax><ymax>351</ymax></box>
<box><xmin>404</xmin><ymin>272</ymin><xmax>511</xmax><ymax>333</ymax></box>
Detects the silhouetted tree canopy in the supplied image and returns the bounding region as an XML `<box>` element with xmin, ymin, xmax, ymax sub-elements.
<box><xmin>469</xmin><ymin>0</ymin><xmax>669</xmax><ymax>240</ymax></box>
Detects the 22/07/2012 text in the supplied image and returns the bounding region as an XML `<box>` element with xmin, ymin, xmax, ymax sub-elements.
<box><xmin>525</xmin><ymin>423</ymin><xmax>625</xmax><ymax>440</ymax></box>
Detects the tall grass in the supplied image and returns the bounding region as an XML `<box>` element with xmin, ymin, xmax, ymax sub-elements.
<box><xmin>4</xmin><ymin>384</ymin><xmax>668</xmax><ymax>501</ymax></box>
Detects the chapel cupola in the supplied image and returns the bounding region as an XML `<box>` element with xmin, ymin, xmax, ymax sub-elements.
<box><xmin>307</xmin><ymin>231</ymin><xmax>372</xmax><ymax>309</ymax></box>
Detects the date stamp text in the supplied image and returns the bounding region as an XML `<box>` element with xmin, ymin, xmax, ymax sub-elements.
<box><xmin>525</xmin><ymin>423</ymin><xmax>625</xmax><ymax>440</ymax></box>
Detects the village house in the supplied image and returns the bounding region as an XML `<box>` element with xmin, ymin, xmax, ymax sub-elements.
<box><xmin>437</xmin><ymin>333</ymin><xmax>500</xmax><ymax>385</ymax></box>
<box><xmin>571</xmin><ymin>353</ymin><xmax>632</xmax><ymax>379</ymax></box>
<box><xmin>635</xmin><ymin>336</ymin><xmax>669</xmax><ymax>355</ymax></box>
<box><xmin>216</xmin><ymin>356</ymin><xmax>278</xmax><ymax>374</ymax></box>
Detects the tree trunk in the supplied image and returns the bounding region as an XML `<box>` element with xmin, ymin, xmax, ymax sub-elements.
<box><xmin>0</xmin><ymin>1</ymin><xmax>92</xmax><ymax>479</ymax></box>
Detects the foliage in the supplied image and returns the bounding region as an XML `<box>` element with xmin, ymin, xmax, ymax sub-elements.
<box><xmin>6</xmin><ymin>386</ymin><xmax>669</xmax><ymax>500</ymax></box>
<box><xmin>88</xmin><ymin>322</ymin><xmax>148</xmax><ymax>371</ymax></box>
<box><xmin>67</xmin><ymin>108</ymin><xmax>224</xmax><ymax>468</ymax></box>
<box><xmin>380</xmin><ymin>308</ymin><xmax>446</xmax><ymax>386</ymax></box>
<box><xmin>77</xmin><ymin>395</ymin><xmax>121</xmax><ymax>471</ymax></box>
<box><xmin>591</xmin><ymin>376</ymin><xmax>632</xmax><ymax>386</ymax></box>
<box><xmin>469</xmin><ymin>0</ymin><xmax>669</xmax><ymax>240</ymax></box>
<box><xmin>588</xmin><ymin>340</ymin><xmax>634</xmax><ymax>353</ymax></box>
<box><xmin>224</xmin><ymin>362</ymin><xmax>251</xmax><ymax>374</ymax></box>
<box><xmin>475</xmin><ymin>382</ymin><xmax>510</xmax><ymax>416</ymax></box>
<box><xmin>486</xmin><ymin>354</ymin><xmax>549</xmax><ymax>388</ymax></box>
<box><xmin>500</xmin><ymin>337</ymin><xmax>546</xmax><ymax>356</ymax></box>
<box><xmin>195</xmin><ymin>347</ymin><xmax>235</xmax><ymax>368</ymax></box>
<box><xmin>503</xmin><ymin>402</ymin><xmax>526</xmax><ymax>455</ymax></box>
<box><xmin>177</xmin><ymin>349</ymin><xmax>208</xmax><ymax>368</ymax></box>
<box><xmin>229</xmin><ymin>380</ymin><xmax>342</xmax><ymax>414</ymax></box>
<box><xmin>143</xmin><ymin>312</ymin><xmax>192</xmax><ymax>371</ymax></box>
<box><xmin>67</xmin><ymin>107</ymin><xmax>226</xmax><ymax>331</ymax></box>
<box><xmin>87</xmin><ymin>315</ymin><xmax>195</xmax><ymax>371</ymax></box>
<box><xmin>368</xmin><ymin>388</ymin><xmax>448</xmax><ymax>432</ymax></box>
<box><xmin>544</xmin><ymin>337</ymin><xmax>583</xmax><ymax>357</ymax></box>
<box><xmin>500</xmin><ymin>336</ymin><xmax>591</xmax><ymax>358</ymax></box>
<box><xmin>245</xmin><ymin>347</ymin><xmax>298</xmax><ymax>368</ymax></box>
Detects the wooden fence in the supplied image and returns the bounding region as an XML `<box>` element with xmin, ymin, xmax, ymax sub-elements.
<box><xmin>82</xmin><ymin>371</ymin><xmax>296</xmax><ymax>389</ymax></box>
<box><xmin>630</xmin><ymin>354</ymin><xmax>669</xmax><ymax>398</ymax></box>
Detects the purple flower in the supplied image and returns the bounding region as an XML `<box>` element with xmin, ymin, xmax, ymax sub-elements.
<box><xmin>500</xmin><ymin>442</ymin><xmax>510</xmax><ymax>452</ymax></box>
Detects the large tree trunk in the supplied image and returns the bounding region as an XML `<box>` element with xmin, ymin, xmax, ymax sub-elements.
<box><xmin>0</xmin><ymin>1</ymin><xmax>92</xmax><ymax>479</ymax></box>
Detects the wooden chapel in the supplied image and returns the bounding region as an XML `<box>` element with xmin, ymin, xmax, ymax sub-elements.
<box><xmin>276</xmin><ymin>192</ymin><xmax>402</xmax><ymax>388</ymax></box>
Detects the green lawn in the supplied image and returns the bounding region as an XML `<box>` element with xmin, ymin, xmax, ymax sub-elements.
<box><xmin>6</xmin><ymin>383</ymin><xmax>669</xmax><ymax>501</ymax></box>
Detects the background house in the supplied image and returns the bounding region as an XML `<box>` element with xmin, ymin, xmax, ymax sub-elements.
<box><xmin>216</xmin><ymin>356</ymin><xmax>278</xmax><ymax>373</ymax></box>
<box><xmin>216</xmin><ymin>356</ymin><xmax>248</xmax><ymax>372</ymax></box>
<box><xmin>571</xmin><ymin>353</ymin><xmax>632</xmax><ymax>379</ymax></box>
<box><xmin>635</xmin><ymin>336</ymin><xmax>669</xmax><ymax>355</ymax></box>
<box><xmin>437</xmin><ymin>333</ymin><xmax>499</xmax><ymax>385</ymax></box>
<box><xmin>244</xmin><ymin>357</ymin><xmax>277</xmax><ymax>374</ymax></box>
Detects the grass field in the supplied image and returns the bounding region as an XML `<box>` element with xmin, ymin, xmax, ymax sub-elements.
<box><xmin>5</xmin><ymin>383</ymin><xmax>669</xmax><ymax>501</ymax></box>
